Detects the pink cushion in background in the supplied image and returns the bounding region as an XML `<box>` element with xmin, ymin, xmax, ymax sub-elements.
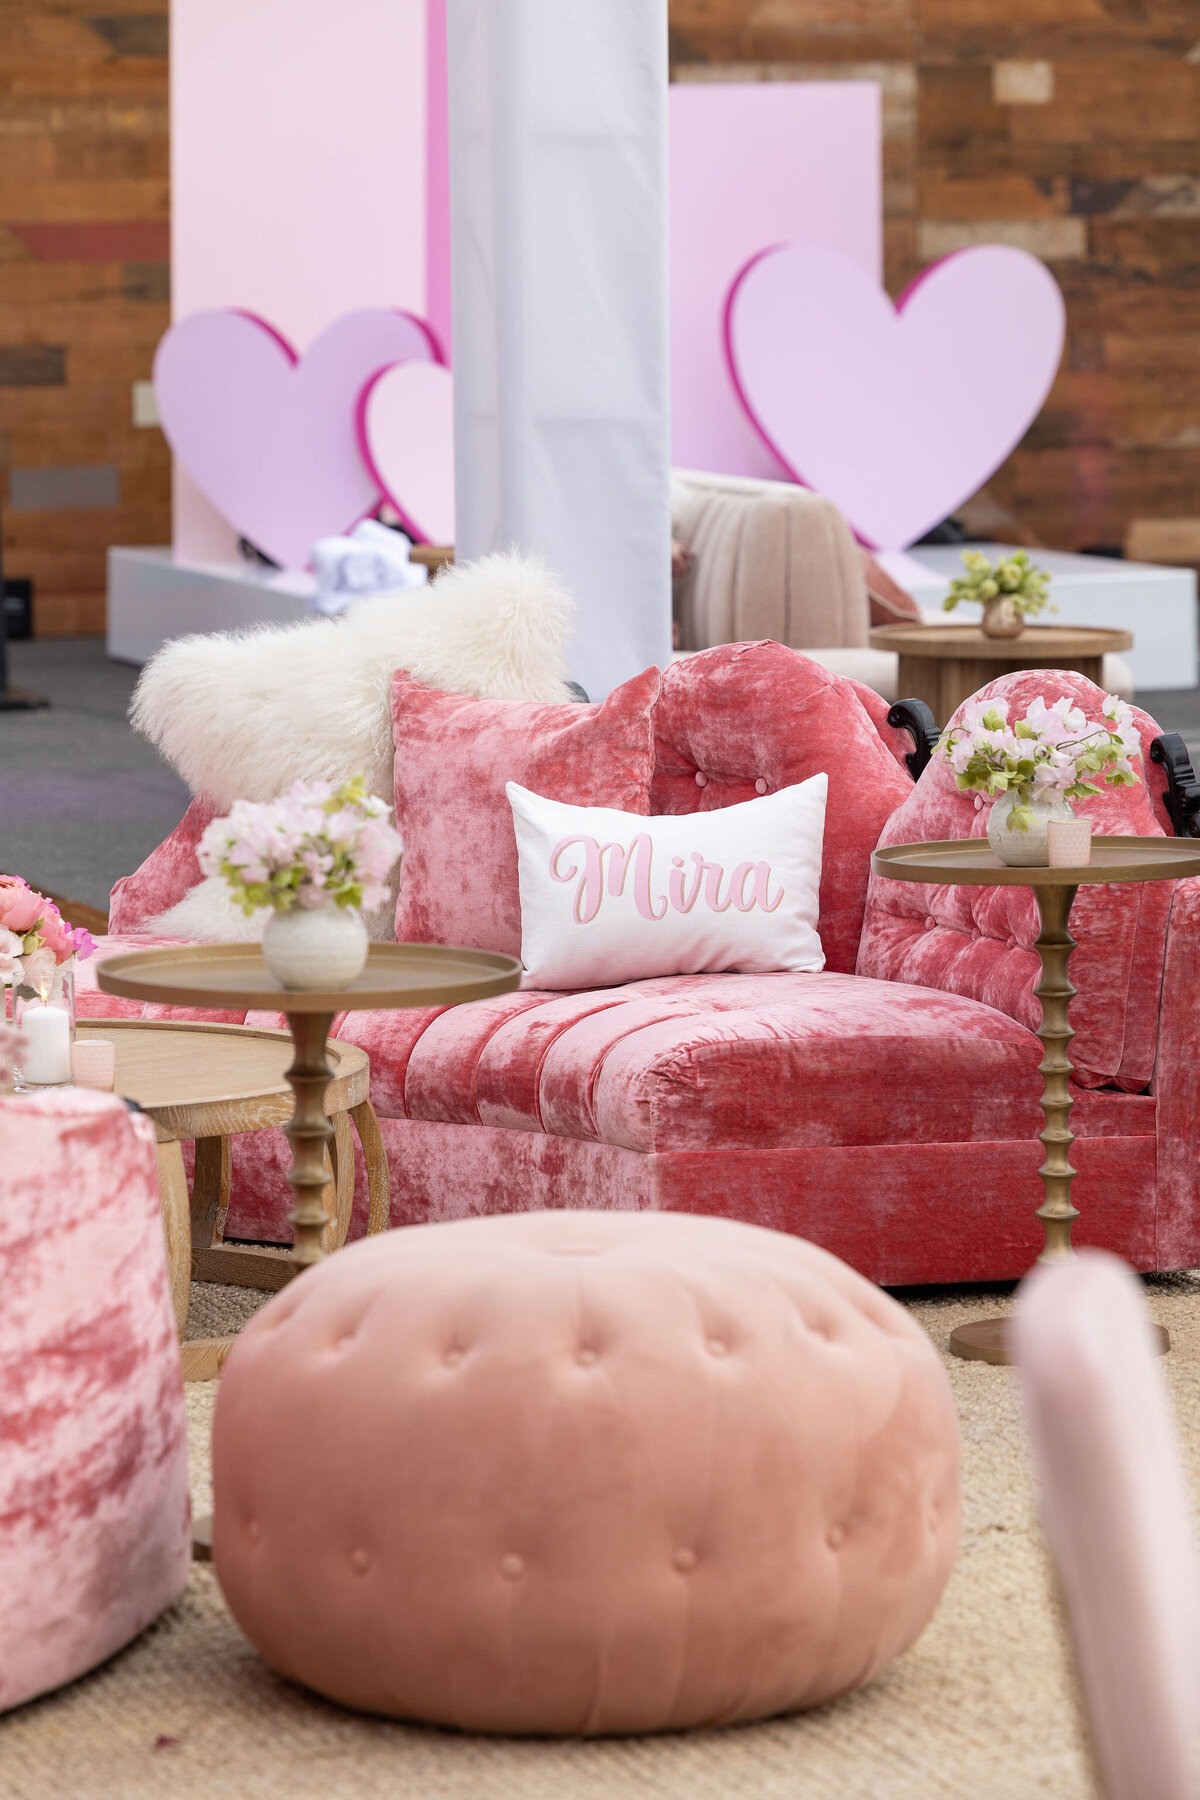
<box><xmin>650</xmin><ymin>643</ymin><xmax>912</xmax><ymax>973</ymax></box>
<box><xmin>107</xmin><ymin>795</ymin><xmax>218</xmax><ymax>934</ymax></box>
<box><xmin>857</xmin><ymin>669</ymin><xmax>1173</xmax><ymax>1090</ymax></box>
<box><xmin>213</xmin><ymin>1209</ymin><xmax>960</xmax><ymax>1734</ymax></box>
<box><xmin>390</xmin><ymin>666</ymin><xmax>661</xmax><ymax>956</ymax></box>
<box><xmin>0</xmin><ymin>1090</ymin><xmax>191</xmax><ymax>1712</ymax></box>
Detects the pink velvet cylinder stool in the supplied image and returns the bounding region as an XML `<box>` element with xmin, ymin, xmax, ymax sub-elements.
<box><xmin>0</xmin><ymin>1090</ymin><xmax>191</xmax><ymax>1713</ymax></box>
<box><xmin>213</xmin><ymin>1210</ymin><xmax>960</xmax><ymax>1734</ymax></box>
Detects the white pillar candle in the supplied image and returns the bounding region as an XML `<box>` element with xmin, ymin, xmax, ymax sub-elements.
<box><xmin>20</xmin><ymin>1002</ymin><xmax>73</xmax><ymax>1085</ymax></box>
<box><xmin>1047</xmin><ymin>818</ymin><xmax>1093</xmax><ymax>868</ymax></box>
<box><xmin>72</xmin><ymin>1038</ymin><xmax>115</xmax><ymax>1091</ymax></box>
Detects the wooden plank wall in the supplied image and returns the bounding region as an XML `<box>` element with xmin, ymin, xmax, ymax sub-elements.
<box><xmin>2</xmin><ymin>1</ymin><xmax>1199</xmax><ymax>636</ymax></box>
<box><xmin>0</xmin><ymin>0</ymin><xmax>169</xmax><ymax>635</ymax></box>
<box><xmin>673</xmin><ymin>0</ymin><xmax>1200</xmax><ymax>559</ymax></box>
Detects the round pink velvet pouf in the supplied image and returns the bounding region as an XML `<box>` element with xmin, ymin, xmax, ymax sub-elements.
<box><xmin>212</xmin><ymin>1210</ymin><xmax>960</xmax><ymax>1735</ymax></box>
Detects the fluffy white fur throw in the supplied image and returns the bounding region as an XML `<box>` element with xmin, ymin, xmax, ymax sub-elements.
<box><xmin>132</xmin><ymin>553</ymin><xmax>575</xmax><ymax>942</ymax></box>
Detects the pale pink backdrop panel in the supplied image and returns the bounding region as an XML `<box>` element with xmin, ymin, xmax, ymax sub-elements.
<box><xmin>170</xmin><ymin>0</ymin><xmax>431</xmax><ymax>559</ymax></box>
<box><xmin>669</xmin><ymin>82</ymin><xmax>881</xmax><ymax>480</ymax></box>
<box><xmin>726</xmin><ymin>242</ymin><xmax>1066</xmax><ymax>549</ymax></box>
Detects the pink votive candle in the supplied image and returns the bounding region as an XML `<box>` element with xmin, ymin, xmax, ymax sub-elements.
<box><xmin>72</xmin><ymin>1038</ymin><xmax>116</xmax><ymax>1091</ymax></box>
<box><xmin>1047</xmin><ymin>818</ymin><xmax>1092</xmax><ymax>868</ymax></box>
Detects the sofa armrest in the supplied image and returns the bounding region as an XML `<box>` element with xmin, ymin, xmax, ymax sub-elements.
<box><xmin>107</xmin><ymin>796</ymin><xmax>217</xmax><ymax>934</ymax></box>
<box><xmin>1151</xmin><ymin>874</ymin><xmax>1200</xmax><ymax>1265</ymax></box>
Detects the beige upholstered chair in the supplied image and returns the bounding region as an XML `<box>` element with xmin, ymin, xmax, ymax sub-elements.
<box><xmin>670</xmin><ymin>469</ymin><xmax>1135</xmax><ymax>708</ymax></box>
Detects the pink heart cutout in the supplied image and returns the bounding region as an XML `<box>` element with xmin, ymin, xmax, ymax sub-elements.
<box><xmin>725</xmin><ymin>244</ymin><xmax>1066</xmax><ymax>549</ymax></box>
<box><xmin>358</xmin><ymin>360</ymin><xmax>455</xmax><ymax>546</ymax></box>
<box><xmin>154</xmin><ymin>308</ymin><xmax>441</xmax><ymax>568</ymax></box>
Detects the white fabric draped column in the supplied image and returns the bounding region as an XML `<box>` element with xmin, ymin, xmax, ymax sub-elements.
<box><xmin>447</xmin><ymin>0</ymin><xmax>672</xmax><ymax>699</ymax></box>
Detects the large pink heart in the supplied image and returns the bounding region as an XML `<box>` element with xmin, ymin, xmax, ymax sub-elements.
<box><xmin>725</xmin><ymin>244</ymin><xmax>1066</xmax><ymax>550</ymax></box>
<box><xmin>358</xmin><ymin>360</ymin><xmax>455</xmax><ymax>546</ymax></box>
<box><xmin>153</xmin><ymin>308</ymin><xmax>441</xmax><ymax>568</ymax></box>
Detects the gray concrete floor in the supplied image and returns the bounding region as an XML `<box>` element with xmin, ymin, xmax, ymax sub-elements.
<box><xmin>0</xmin><ymin>637</ymin><xmax>190</xmax><ymax>910</ymax></box>
<box><xmin>2</xmin><ymin>637</ymin><xmax>1199</xmax><ymax>915</ymax></box>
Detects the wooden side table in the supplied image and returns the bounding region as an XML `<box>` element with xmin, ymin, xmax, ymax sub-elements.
<box><xmin>76</xmin><ymin>1019</ymin><xmax>389</xmax><ymax>1381</ymax></box>
<box><xmin>95</xmin><ymin>941</ymin><xmax>523</xmax><ymax>1275</ymax></box>
<box><xmin>873</xmin><ymin>835</ymin><xmax>1200</xmax><ymax>1363</ymax></box>
<box><xmin>868</xmin><ymin>623</ymin><xmax>1134</xmax><ymax>725</ymax></box>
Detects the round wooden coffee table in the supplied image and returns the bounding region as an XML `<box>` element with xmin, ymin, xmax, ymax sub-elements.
<box><xmin>869</xmin><ymin>622</ymin><xmax>1134</xmax><ymax>725</ymax></box>
<box><xmin>75</xmin><ymin>1018</ymin><xmax>386</xmax><ymax>1381</ymax></box>
<box><xmin>873</xmin><ymin>835</ymin><xmax>1200</xmax><ymax>1362</ymax></box>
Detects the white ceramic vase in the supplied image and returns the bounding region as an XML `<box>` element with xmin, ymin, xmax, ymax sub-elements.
<box><xmin>987</xmin><ymin>792</ymin><xmax>1076</xmax><ymax>868</ymax></box>
<box><xmin>262</xmin><ymin>902</ymin><xmax>368</xmax><ymax>990</ymax></box>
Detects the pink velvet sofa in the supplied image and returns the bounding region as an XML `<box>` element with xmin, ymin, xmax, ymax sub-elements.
<box><xmin>86</xmin><ymin>644</ymin><xmax>1200</xmax><ymax>1288</ymax></box>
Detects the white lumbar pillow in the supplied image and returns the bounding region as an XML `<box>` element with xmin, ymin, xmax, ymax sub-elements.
<box><xmin>507</xmin><ymin>775</ymin><xmax>828</xmax><ymax>990</ymax></box>
<box><xmin>131</xmin><ymin>552</ymin><xmax>576</xmax><ymax>943</ymax></box>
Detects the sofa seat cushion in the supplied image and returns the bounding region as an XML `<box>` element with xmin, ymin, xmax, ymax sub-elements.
<box><xmin>336</xmin><ymin>971</ymin><xmax>1046</xmax><ymax>1153</ymax></box>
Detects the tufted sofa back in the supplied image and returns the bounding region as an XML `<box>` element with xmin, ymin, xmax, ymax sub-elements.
<box><xmin>651</xmin><ymin>642</ymin><xmax>913</xmax><ymax>974</ymax></box>
<box><xmin>857</xmin><ymin>669</ymin><xmax>1173</xmax><ymax>1091</ymax></box>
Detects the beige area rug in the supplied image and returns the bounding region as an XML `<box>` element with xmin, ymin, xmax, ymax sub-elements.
<box><xmin>7</xmin><ymin>1273</ymin><xmax>1200</xmax><ymax>1800</ymax></box>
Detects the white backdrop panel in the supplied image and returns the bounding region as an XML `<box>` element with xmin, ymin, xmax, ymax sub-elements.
<box><xmin>448</xmin><ymin>0</ymin><xmax>672</xmax><ymax>698</ymax></box>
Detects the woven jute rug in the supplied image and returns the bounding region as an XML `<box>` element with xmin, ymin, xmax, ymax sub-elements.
<box><xmin>6</xmin><ymin>1273</ymin><xmax>1200</xmax><ymax>1800</ymax></box>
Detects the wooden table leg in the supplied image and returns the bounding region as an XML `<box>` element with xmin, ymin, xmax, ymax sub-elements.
<box><xmin>156</xmin><ymin>1139</ymin><xmax>191</xmax><ymax>1337</ymax></box>
<box><xmin>282</xmin><ymin>1011</ymin><xmax>336</xmax><ymax>1273</ymax></box>
<box><xmin>352</xmin><ymin>1098</ymin><xmax>391</xmax><ymax>1235</ymax></box>
<box><xmin>950</xmin><ymin>881</ymin><xmax>1168</xmax><ymax>1364</ymax></box>
<box><xmin>325</xmin><ymin>1110</ymin><xmax>355</xmax><ymax>1252</ymax></box>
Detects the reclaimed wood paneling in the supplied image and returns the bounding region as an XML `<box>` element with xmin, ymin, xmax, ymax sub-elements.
<box><xmin>0</xmin><ymin>1</ymin><xmax>169</xmax><ymax>633</ymax></box>
<box><xmin>671</xmin><ymin>0</ymin><xmax>1200</xmax><ymax>555</ymax></box>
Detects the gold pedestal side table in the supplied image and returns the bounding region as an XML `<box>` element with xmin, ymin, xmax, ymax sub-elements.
<box><xmin>872</xmin><ymin>836</ymin><xmax>1200</xmax><ymax>1365</ymax></box>
<box><xmin>95</xmin><ymin>941</ymin><xmax>523</xmax><ymax>1281</ymax></box>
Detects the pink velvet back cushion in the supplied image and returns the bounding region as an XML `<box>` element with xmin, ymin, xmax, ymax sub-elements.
<box><xmin>392</xmin><ymin>667</ymin><xmax>662</xmax><ymax>956</ymax></box>
<box><xmin>108</xmin><ymin>795</ymin><xmax>217</xmax><ymax>932</ymax></box>
<box><xmin>857</xmin><ymin>669</ymin><xmax>1172</xmax><ymax>1090</ymax></box>
<box><xmin>651</xmin><ymin>644</ymin><xmax>913</xmax><ymax>974</ymax></box>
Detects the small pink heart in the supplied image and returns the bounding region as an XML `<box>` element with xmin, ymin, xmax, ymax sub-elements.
<box><xmin>154</xmin><ymin>308</ymin><xmax>441</xmax><ymax>568</ymax></box>
<box><xmin>358</xmin><ymin>360</ymin><xmax>455</xmax><ymax>546</ymax></box>
<box><xmin>726</xmin><ymin>244</ymin><xmax>1065</xmax><ymax>549</ymax></box>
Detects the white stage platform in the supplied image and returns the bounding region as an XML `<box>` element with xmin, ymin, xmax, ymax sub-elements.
<box><xmin>110</xmin><ymin>541</ymin><xmax>1199</xmax><ymax>694</ymax></box>
<box><xmin>879</xmin><ymin>543</ymin><xmax>1198</xmax><ymax>693</ymax></box>
<box><xmin>107</xmin><ymin>547</ymin><xmax>317</xmax><ymax>666</ymax></box>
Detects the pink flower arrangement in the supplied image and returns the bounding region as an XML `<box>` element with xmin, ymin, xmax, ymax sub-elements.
<box><xmin>198</xmin><ymin>776</ymin><xmax>403</xmax><ymax>916</ymax></box>
<box><xmin>0</xmin><ymin>875</ymin><xmax>95</xmax><ymax>990</ymax></box>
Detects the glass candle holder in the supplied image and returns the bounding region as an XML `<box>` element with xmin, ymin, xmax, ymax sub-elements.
<box><xmin>72</xmin><ymin>1036</ymin><xmax>115</xmax><ymax>1091</ymax></box>
<box><xmin>12</xmin><ymin>960</ymin><xmax>76</xmax><ymax>1090</ymax></box>
<box><xmin>1047</xmin><ymin>818</ymin><xmax>1093</xmax><ymax>869</ymax></box>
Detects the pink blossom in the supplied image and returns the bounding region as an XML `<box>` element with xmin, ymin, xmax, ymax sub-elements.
<box><xmin>0</xmin><ymin>876</ymin><xmax>44</xmax><ymax>935</ymax></box>
<box><xmin>0</xmin><ymin>926</ymin><xmax>22</xmax><ymax>985</ymax></box>
<box><xmin>70</xmin><ymin>928</ymin><xmax>95</xmax><ymax>961</ymax></box>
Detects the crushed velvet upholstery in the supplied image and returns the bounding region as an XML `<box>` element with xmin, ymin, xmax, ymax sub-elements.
<box><xmin>213</xmin><ymin>1210</ymin><xmax>960</xmax><ymax>1733</ymax></box>
<box><xmin>88</xmin><ymin>655</ymin><xmax>1200</xmax><ymax>1287</ymax></box>
<box><xmin>651</xmin><ymin>644</ymin><xmax>912</xmax><ymax>973</ymax></box>
<box><xmin>333</xmin><ymin>974</ymin><xmax>1045</xmax><ymax>1149</ymax></box>
<box><xmin>390</xmin><ymin>666</ymin><xmax>661</xmax><ymax>957</ymax></box>
<box><xmin>108</xmin><ymin>796</ymin><xmax>218</xmax><ymax>935</ymax></box>
<box><xmin>858</xmin><ymin>670</ymin><xmax>1173</xmax><ymax>1091</ymax></box>
<box><xmin>0</xmin><ymin>1090</ymin><xmax>191</xmax><ymax>1712</ymax></box>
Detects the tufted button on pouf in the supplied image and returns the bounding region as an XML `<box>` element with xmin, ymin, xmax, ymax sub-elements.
<box><xmin>212</xmin><ymin>1210</ymin><xmax>960</xmax><ymax>1736</ymax></box>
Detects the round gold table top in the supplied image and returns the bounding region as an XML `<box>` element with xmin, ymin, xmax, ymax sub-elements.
<box><xmin>95</xmin><ymin>941</ymin><xmax>524</xmax><ymax>1014</ymax></box>
<box><xmin>872</xmin><ymin>835</ymin><xmax>1200</xmax><ymax>888</ymax></box>
<box><xmin>868</xmin><ymin>622</ymin><xmax>1134</xmax><ymax>658</ymax></box>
